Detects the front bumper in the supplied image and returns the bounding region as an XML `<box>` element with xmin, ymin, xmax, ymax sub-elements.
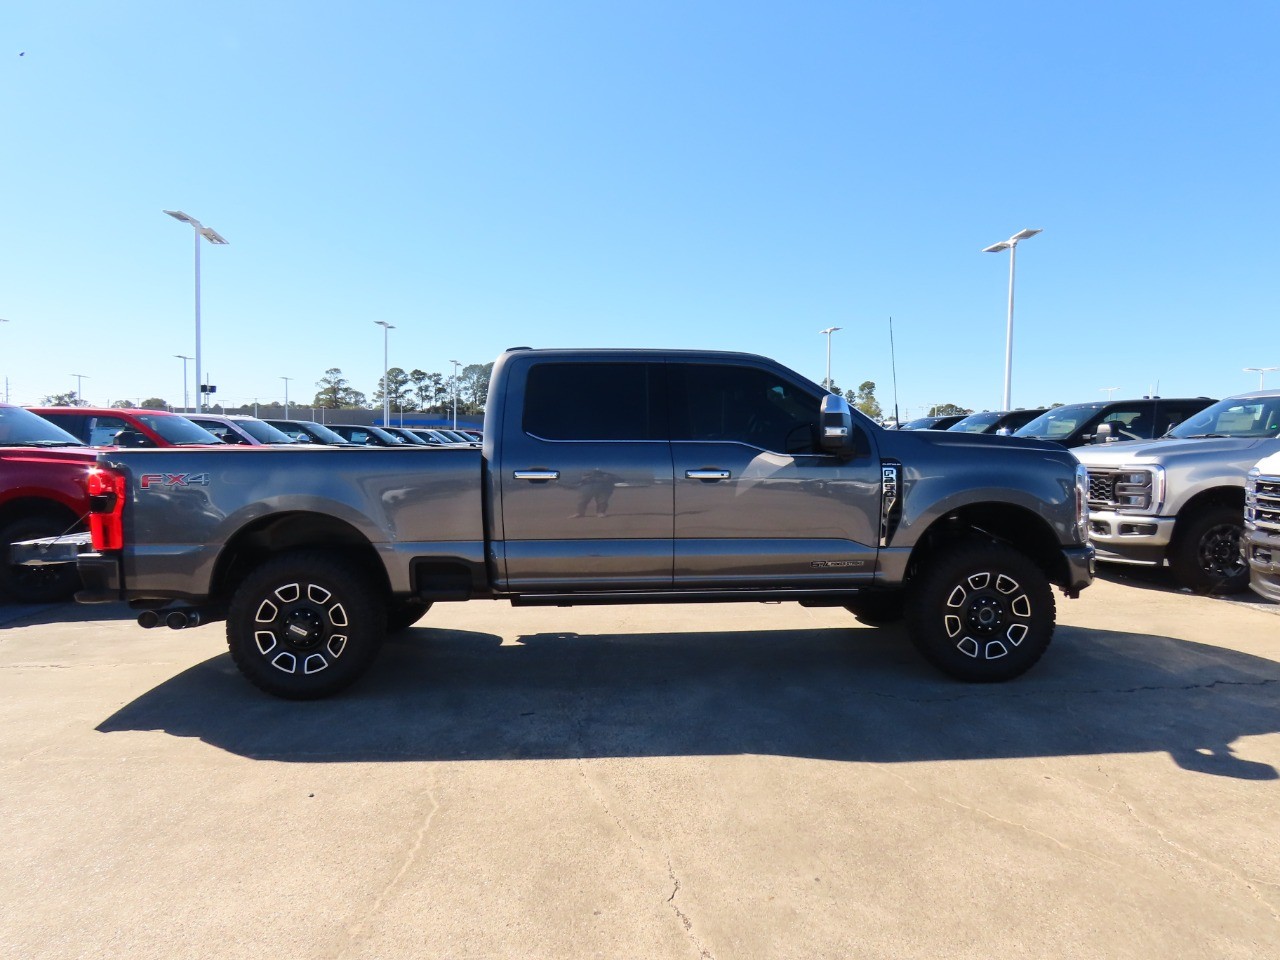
<box><xmin>1246</xmin><ymin>527</ymin><xmax>1280</xmax><ymax>604</ymax></box>
<box><xmin>1086</xmin><ymin>509</ymin><xmax>1175</xmax><ymax>566</ymax></box>
<box><xmin>1061</xmin><ymin>543</ymin><xmax>1096</xmax><ymax>595</ymax></box>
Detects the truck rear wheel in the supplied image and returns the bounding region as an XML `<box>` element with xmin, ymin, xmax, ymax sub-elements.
<box><xmin>906</xmin><ymin>541</ymin><xmax>1055</xmax><ymax>682</ymax></box>
<box><xmin>1167</xmin><ymin>505</ymin><xmax>1249</xmax><ymax>594</ymax></box>
<box><xmin>226</xmin><ymin>551</ymin><xmax>387</xmax><ymax>699</ymax></box>
<box><xmin>0</xmin><ymin>514</ymin><xmax>82</xmax><ymax>604</ymax></box>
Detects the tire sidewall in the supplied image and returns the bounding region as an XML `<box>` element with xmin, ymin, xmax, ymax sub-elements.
<box><xmin>1170</xmin><ymin>506</ymin><xmax>1248</xmax><ymax>595</ymax></box>
<box><xmin>906</xmin><ymin>541</ymin><xmax>1055</xmax><ymax>682</ymax></box>
<box><xmin>227</xmin><ymin>551</ymin><xmax>387</xmax><ymax>699</ymax></box>
<box><xmin>0</xmin><ymin>514</ymin><xmax>82</xmax><ymax>604</ymax></box>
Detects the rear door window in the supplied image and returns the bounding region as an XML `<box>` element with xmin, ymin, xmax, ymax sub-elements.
<box><xmin>522</xmin><ymin>362</ymin><xmax>665</xmax><ymax>441</ymax></box>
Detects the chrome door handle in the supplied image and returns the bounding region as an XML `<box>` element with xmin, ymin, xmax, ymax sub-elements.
<box><xmin>513</xmin><ymin>470</ymin><xmax>560</xmax><ymax>482</ymax></box>
<box><xmin>685</xmin><ymin>469</ymin><xmax>731</xmax><ymax>481</ymax></box>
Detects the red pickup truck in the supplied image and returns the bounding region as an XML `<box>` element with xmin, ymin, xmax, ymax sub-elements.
<box><xmin>0</xmin><ymin>405</ymin><xmax>97</xmax><ymax>602</ymax></box>
<box><xmin>28</xmin><ymin>406</ymin><xmax>220</xmax><ymax>447</ymax></box>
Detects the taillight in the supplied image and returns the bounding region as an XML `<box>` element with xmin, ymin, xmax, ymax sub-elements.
<box><xmin>87</xmin><ymin>466</ymin><xmax>126</xmax><ymax>551</ymax></box>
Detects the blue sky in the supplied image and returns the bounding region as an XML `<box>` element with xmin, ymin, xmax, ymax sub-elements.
<box><xmin>2</xmin><ymin>1</ymin><xmax>1277</xmax><ymax>419</ymax></box>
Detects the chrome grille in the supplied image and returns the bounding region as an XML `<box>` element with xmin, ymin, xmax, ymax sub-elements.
<box><xmin>1256</xmin><ymin>475</ymin><xmax>1280</xmax><ymax>533</ymax></box>
<box><xmin>1086</xmin><ymin>468</ymin><xmax>1154</xmax><ymax>511</ymax></box>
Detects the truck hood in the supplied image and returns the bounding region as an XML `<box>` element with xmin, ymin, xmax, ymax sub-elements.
<box><xmin>1073</xmin><ymin>435</ymin><xmax>1280</xmax><ymax>468</ymax></box>
<box><xmin>878</xmin><ymin>425</ymin><xmax>1070</xmax><ymax>460</ymax></box>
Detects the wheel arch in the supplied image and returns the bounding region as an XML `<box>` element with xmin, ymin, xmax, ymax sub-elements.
<box><xmin>1174</xmin><ymin>486</ymin><xmax>1245</xmax><ymax>533</ymax></box>
<box><xmin>0</xmin><ymin>496</ymin><xmax>82</xmax><ymax>532</ymax></box>
<box><xmin>209</xmin><ymin>511</ymin><xmax>391</xmax><ymax>604</ymax></box>
<box><xmin>905</xmin><ymin>503</ymin><xmax>1071</xmax><ymax>590</ymax></box>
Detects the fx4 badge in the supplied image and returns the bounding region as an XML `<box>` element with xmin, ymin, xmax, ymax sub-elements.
<box><xmin>140</xmin><ymin>473</ymin><xmax>211</xmax><ymax>489</ymax></box>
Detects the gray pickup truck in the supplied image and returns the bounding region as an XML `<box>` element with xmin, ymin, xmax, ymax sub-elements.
<box><xmin>63</xmin><ymin>348</ymin><xmax>1093</xmax><ymax>698</ymax></box>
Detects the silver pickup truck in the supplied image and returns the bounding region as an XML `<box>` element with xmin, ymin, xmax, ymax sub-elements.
<box><xmin>1075</xmin><ymin>390</ymin><xmax>1280</xmax><ymax>593</ymax></box>
<box><xmin>62</xmin><ymin>348</ymin><xmax>1094</xmax><ymax>698</ymax></box>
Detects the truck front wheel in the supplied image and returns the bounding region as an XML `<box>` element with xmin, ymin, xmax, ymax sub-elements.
<box><xmin>906</xmin><ymin>541</ymin><xmax>1055</xmax><ymax>682</ymax></box>
<box><xmin>226</xmin><ymin>551</ymin><xmax>387</xmax><ymax>699</ymax></box>
<box><xmin>1167</xmin><ymin>505</ymin><xmax>1249</xmax><ymax>594</ymax></box>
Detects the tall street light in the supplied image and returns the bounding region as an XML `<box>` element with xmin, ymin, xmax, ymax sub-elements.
<box><xmin>281</xmin><ymin>376</ymin><xmax>293</xmax><ymax>418</ymax></box>
<box><xmin>164</xmin><ymin>210</ymin><xmax>229</xmax><ymax>411</ymax></box>
<box><xmin>1100</xmin><ymin>386</ymin><xmax>1119</xmax><ymax>400</ymax></box>
<box><xmin>819</xmin><ymin>326</ymin><xmax>841</xmax><ymax>393</ymax></box>
<box><xmin>174</xmin><ymin>355</ymin><xmax>192</xmax><ymax>412</ymax></box>
<box><xmin>1244</xmin><ymin>366</ymin><xmax>1279</xmax><ymax>390</ymax></box>
<box><xmin>374</xmin><ymin>321</ymin><xmax>395</xmax><ymax>426</ymax></box>
<box><xmin>71</xmin><ymin>373</ymin><xmax>89</xmax><ymax>405</ymax></box>
<box><xmin>450</xmin><ymin>359</ymin><xmax>461</xmax><ymax>429</ymax></box>
<box><xmin>982</xmin><ymin>228</ymin><xmax>1042</xmax><ymax>410</ymax></box>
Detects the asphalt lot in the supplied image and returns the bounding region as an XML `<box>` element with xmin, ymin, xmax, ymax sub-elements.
<box><xmin>2</xmin><ymin>574</ymin><xmax>1278</xmax><ymax>960</ymax></box>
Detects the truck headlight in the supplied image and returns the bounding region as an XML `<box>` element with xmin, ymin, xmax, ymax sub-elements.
<box><xmin>1075</xmin><ymin>463</ymin><xmax>1089</xmax><ymax>541</ymax></box>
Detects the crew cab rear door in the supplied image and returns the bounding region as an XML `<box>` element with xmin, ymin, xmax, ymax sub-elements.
<box><xmin>668</xmin><ymin>360</ymin><xmax>881</xmax><ymax>586</ymax></box>
<box><xmin>494</xmin><ymin>359</ymin><xmax>674</xmax><ymax>590</ymax></box>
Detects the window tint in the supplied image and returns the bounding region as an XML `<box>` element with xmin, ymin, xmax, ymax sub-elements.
<box><xmin>136</xmin><ymin>414</ymin><xmax>221</xmax><ymax>445</ymax></box>
<box><xmin>523</xmin><ymin>363</ymin><xmax>663</xmax><ymax>441</ymax></box>
<box><xmin>671</xmin><ymin>363</ymin><xmax>820</xmax><ymax>454</ymax></box>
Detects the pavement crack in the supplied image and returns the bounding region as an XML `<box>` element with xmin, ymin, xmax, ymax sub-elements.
<box><xmin>332</xmin><ymin>786</ymin><xmax>441</xmax><ymax>960</ymax></box>
<box><xmin>862</xmin><ymin>676</ymin><xmax>1278</xmax><ymax>705</ymax></box>
<box><xmin>1106</xmin><ymin>780</ymin><xmax>1280</xmax><ymax>923</ymax></box>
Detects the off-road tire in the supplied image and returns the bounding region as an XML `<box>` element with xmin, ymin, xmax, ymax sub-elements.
<box><xmin>226</xmin><ymin>550</ymin><xmax>386</xmax><ymax>699</ymax></box>
<box><xmin>1168</xmin><ymin>505</ymin><xmax>1249</xmax><ymax>595</ymax></box>
<box><xmin>906</xmin><ymin>540</ymin><xmax>1055</xmax><ymax>682</ymax></box>
<box><xmin>387</xmin><ymin>599</ymin><xmax>432</xmax><ymax>633</ymax></box>
<box><xmin>0</xmin><ymin>514</ymin><xmax>82</xmax><ymax>604</ymax></box>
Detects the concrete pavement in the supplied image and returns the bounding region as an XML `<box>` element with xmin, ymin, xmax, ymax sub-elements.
<box><xmin>1</xmin><ymin>575</ymin><xmax>1278</xmax><ymax>959</ymax></box>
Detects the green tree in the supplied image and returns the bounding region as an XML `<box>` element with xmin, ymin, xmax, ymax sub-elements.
<box><xmin>372</xmin><ymin>366</ymin><xmax>413</xmax><ymax>413</ymax></box>
<box><xmin>409</xmin><ymin>369</ymin><xmax>445</xmax><ymax>412</ymax></box>
<box><xmin>457</xmin><ymin>362</ymin><xmax>493</xmax><ymax>413</ymax></box>
<box><xmin>140</xmin><ymin>397</ymin><xmax>168</xmax><ymax>410</ymax></box>
<box><xmin>314</xmin><ymin>368</ymin><xmax>365</xmax><ymax>409</ymax></box>
<box><xmin>853</xmin><ymin>381</ymin><xmax>883</xmax><ymax>420</ymax></box>
<box><xmin>111</xmin><ymin>399</ymin><xmax>137</xmax><ymax>409</ymax></box>
<box><xmin>42</xmin><ymin>391</ymin><xmax>82</xmax><ymax>406</ymax></box>
<box><xmin>928</xmin><ymin>403</ymin><xmax>972</xmax><ymax>417</ymax></box>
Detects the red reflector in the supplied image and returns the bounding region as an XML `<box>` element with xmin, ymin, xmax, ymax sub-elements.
<box><xmin>87</xmin><ymin>467</ymin><xmax>126</xmax><ymax>551</ymax></box>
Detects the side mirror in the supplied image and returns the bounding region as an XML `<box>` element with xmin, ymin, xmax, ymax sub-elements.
<box><xmin>819</xmin><ymin>394</ymin><xmax>855</xmax><ymax>454</ymax></box>
<box><xmin>1094</xmin><ymin>422</ymin><xmax>1116</xmax><ymax>443</ymax></box>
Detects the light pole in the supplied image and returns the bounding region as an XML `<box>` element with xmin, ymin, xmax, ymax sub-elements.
<box><xmin>450</xmin><ymin>359</ymin><xmax>461</xmax><ymax>429</ymax></box>
<box><xmin>819</xmin><ymin>326</ymin><xmax>841</xmax><ymax>392</ymax></box>
<box><xmin>164</xmin><ymin>210</ymin><xmax>228</xmax><ymax>412</ymax></box>
<box><xmin>1244</xmin><ymin>366</ymin><xmax>1279</xmax><ymax>390</ymax></box>
<box><xmin>281</xmin><ymin>376</ymin><xmax>292</xmax><ymax>418</ymax></box>
<box><xmin>982</xmin><ymin>228</ymin><xmax>1042</xmax><ymax>410</ymax></box>
<box><xmin>1100</xmin><ymin>386</ymin><xmax>1119</xmax><ymax>400</ymax></box>
<box><xmin>71</xmin><ymin>373</ymin><xmax>88</xmax><ymax>405</ymax></box>
<box><xmin>174</xmin><ymin>354</ymin><xmax>192</xmax><ymax>411</ymax></box>
<box><xmin>374</xmin><ymin>321</ymin><xmax>395</xmax><ymax>426</ymax></box>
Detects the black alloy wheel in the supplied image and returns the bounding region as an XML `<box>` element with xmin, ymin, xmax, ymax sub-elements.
<box><xmin>1168</xmin><ymin>505</ymin><xmax>1249</xmax><ymax>595</ymax></box>
<box><xmin>906</xmin><ymin>540</ymin><xmax>1055</xmax><ymax>682</ymax></box>
<box><xmin>227</xmin><ymin>551</ymin><xmax>386</xmax><ymax>699</ymax></box>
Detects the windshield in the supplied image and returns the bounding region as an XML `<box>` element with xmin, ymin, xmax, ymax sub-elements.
<box><xmin>236</xmin><ymin>419</ymin><xmax>297</xmax><ymax>444</ymax></box>
<box><xmin>135</xmin><ymin>413</ymin><xmax>222</xmax><ymax>445</ymax></box>
<box><xmin>0</xmin><ymin>406</ymin><xmax>84</xmax><ymax>446</ymax></box>
<box><xmin>1014</xmin><ymin>404</ymin><xmax>1102</xmax><ymax>440</ymax></box>
<box><xmin>1165</xmin><ymin>396</ymin><xmax>1280</xmax><ymax>439</ymax></box>
<box><xmin>948</xmin><ymin>412</ymin><xmax>1001</xmax><ymax>433</ymax></box>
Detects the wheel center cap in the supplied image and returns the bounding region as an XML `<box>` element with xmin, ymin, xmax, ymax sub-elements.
<box><xmin>283</xmin><ymin>608</ymin><xmax>323</xmax><ymax>649</ymax></box>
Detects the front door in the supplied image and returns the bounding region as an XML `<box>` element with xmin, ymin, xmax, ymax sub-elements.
<box><xmin>668</xmin><ymin>361</ymin><xmax>881</xmax><ymax>587</ymax></box>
